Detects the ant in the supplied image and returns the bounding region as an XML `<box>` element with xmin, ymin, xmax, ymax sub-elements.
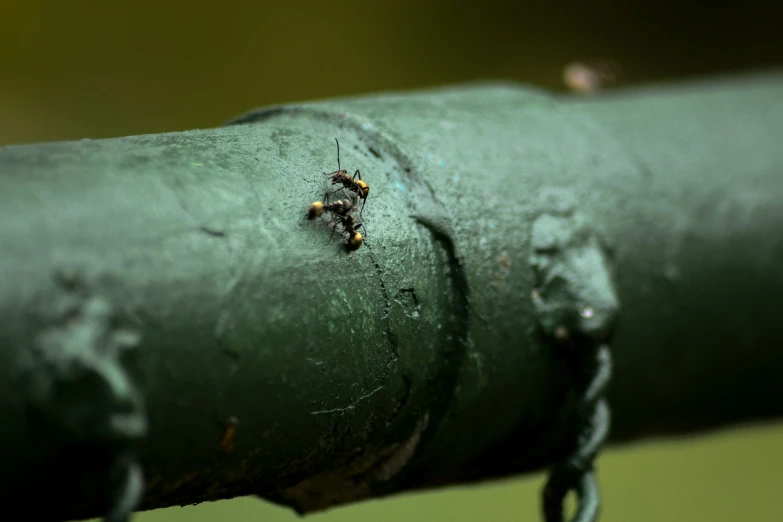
<box><xmin>334</xmin><ymin>212</ymin><xmax>364</xmax><ymax>252</ymax></box>
<box><xmin>307</xmin><ymin>194</ymin><xmax>366</xmax><ymax>252</ymax></box>
<box><xmin>326</xmin><ymin>138</ymin><xmax>369</xmax><ymax>213</ymax></box>
<box><xmin>307</xmin><ymin>197</ymin><xmax>354</xmax><ymax>220</ymax></box>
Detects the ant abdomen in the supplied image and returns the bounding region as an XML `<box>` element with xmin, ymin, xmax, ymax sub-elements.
<box><xmin>307</xmin><ymin>201</ymin><xmax>325</xmax><ymax>220</ymax></box>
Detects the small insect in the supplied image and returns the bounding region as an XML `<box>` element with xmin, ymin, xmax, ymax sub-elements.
<box><xmin>335</xmin><ymin>212</ymin><xmax>364</xmax><ymax>252</ymax></box>
<box><xmin>562</xmin><ymin>59</ymin><xmax>622</xmax><ymax>94</ymax></box>
<box><xmin>326</xmin><ymin>138</ymin><xmax>369</xmax><ymax>212</ymax></box>
<box><xmin>307</xmin><ymin>197</ymin><xmax>354</xmax><ymax>220</ymax></box>
<box><xmin>219</xmin><ymin>416</ymin><xmax>238</xmax><ymax>453</ymax></box>
<box><xmin>306</xmin><ymin>194</ymin><xmax>365</xmax><ymax>251</ymax></box>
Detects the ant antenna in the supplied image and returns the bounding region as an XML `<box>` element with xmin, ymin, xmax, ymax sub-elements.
<box><xmin>334</xmin><ymin>138</ymin><xmax>341</xmax><ymax>172</ymax></box>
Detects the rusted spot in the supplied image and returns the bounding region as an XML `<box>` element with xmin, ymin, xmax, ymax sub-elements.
<box><xmin>219</xmin><ymin>416</ymin><xmax>239</xmax><ymax>453</ymax></box>
<box><xmin>491</xmin><ymin>251</ymin><xmax>513</xmax><ymax>288</ymax></box>
<box><xmin>161</xmin><ymin>470</ymin><xmax>203</xmax><ymax>496</ymax></box>
<box><xmin>554</xmin><ymin>325</ymin><xmax>571</xmax><ymax>342</ymax></box>
<box><xmin>275</xmin><ymin>412</ymin><xmax>429</xmax><ymax>514</ymax></box>
<box><xmin>372</xmin><ymin>412</ymin><xmax>429</xmax><ymax>482</ymax></box>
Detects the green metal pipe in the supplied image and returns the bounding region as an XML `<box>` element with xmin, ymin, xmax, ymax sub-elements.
<box><xmin>0</xmin><ymin>71</ymin><xmax>781</xmax><ymax>521</ymax></box>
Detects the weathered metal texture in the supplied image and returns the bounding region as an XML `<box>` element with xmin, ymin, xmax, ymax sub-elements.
<box><xmin>529</xmin><ymin>201</ymin><xmax>618</xmax><ymax>522</ymax></box>
<box><xmin>5</xmin><ymin>272</ymin><xmax>147</xmax><ymax>520</ymax></box>
<box><xmin>0</xmin><ymin>72</ymin><xmax>781</xmax><ymax>520</ymax></box>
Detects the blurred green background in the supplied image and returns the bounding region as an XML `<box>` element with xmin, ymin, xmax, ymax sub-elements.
<box><xmin>2</xmin><ymin>0</ymin><xmax>783</xmax><ymax>145</ymax></box>
<box><xmin>4</xmin><ymin>1</ymin><xmax>782</xmax><ymax>520</ymax></box>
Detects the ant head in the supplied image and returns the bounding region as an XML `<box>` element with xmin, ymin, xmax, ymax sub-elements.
<box><xmin>307</xmin><ymin>201</ymin><xmax>325</xmax><ymax>220</ymax></box>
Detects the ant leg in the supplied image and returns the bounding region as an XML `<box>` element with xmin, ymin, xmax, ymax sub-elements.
<box><xmin>331</xmin><ymin>182</ymin><xmax>353</xmax><ymax>198</ymax></box>
<box><xmin>352</xmin><ymin>169</ymin><xmax>362</xmax><ymax>181</ymax></box>
<box><xmin>360</xmin><ymin>194</ymin><xmax>367</xmax><ymax>213</ymax></box>
<box><xmin>335</xmin><ymin>138</ymin><xmax>341</xmax><ymax>172</ymax></box>
<box><xmin>330</xmin><ymin>215</ymin><xmax>349</xmax><ymax>242</ymax></box>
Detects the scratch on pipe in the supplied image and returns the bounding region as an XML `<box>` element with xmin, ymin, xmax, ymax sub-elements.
<box><xmin>214</xmin><ymin>243</ymin><xmax>256</xmax><ymax>359</ymax></box>
<box><xmin>310</xmin><ymin>386</ymin><xmax>385</xmax><ymax>415</ymax></box>
<box><xmin>200</xmin><ymin>225</ymin><xmax>227</xmax><ymax>237</ymax></box>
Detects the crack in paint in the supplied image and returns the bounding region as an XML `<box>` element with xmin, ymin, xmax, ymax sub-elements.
<box><xmin>309</xmin><ymin>385</ymin><xmax>386</xmax><ymax>415</ymax></box>
<box><xmin>363</xmin><ymin>242</ymin><xmax>399</xmax><ymax>370</ymax></box>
